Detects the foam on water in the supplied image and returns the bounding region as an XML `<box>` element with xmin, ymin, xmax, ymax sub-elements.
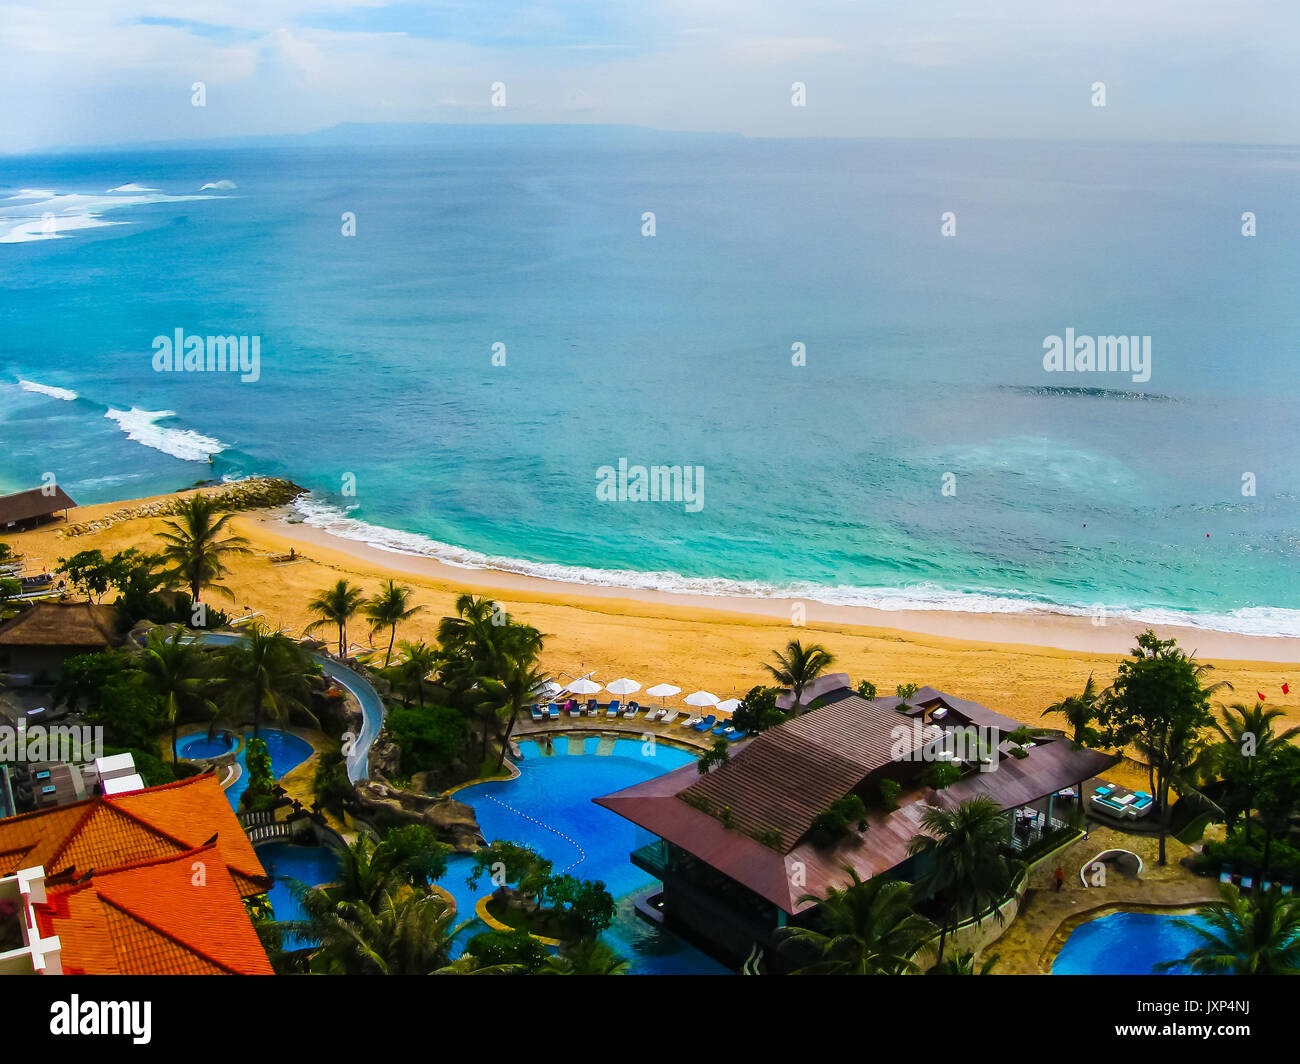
<box><xmin>103</xmin><ymin>407</ymin><xmax>227</xmax><ymax>462</ymax></box>
<box><xmin>291</xmin><ymin>496</ymin><xmax>1300</xmax><ymax>638</ymax></box>
<box><xmin>18</xmin><ymin>379</ymin><xmax>77</xmax><ymax>401</ymax></box>
<box><xmin>0</xmin><ymin>187</ymin><xmax>217</xmax><ymax>244</ymax></box>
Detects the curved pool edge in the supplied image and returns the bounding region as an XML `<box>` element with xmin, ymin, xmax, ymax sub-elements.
<box><xmin>1042</xmin><ymin>902</ymin><xmax>1208</xmax><ymax>974</ymax></box>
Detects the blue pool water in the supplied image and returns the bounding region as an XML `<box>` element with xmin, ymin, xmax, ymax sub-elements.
<box><xmin>256</xmin><ymin>841</ymin><xmax>342</xmax><ymax>950</ymax></box>
<box><xmin>177</xmin><ymin>728</ymin><xmax>315</xmax><ymax>809</ymax></box>
<box><xmin>1052</xmin><ymin>911</ymin><xmax>1215</xmax><ymax>974</ymax></box>
<box><xmin>435</xmin><ymin>737</ymin><xmax>729</xmax><ymax>974</ymax></box>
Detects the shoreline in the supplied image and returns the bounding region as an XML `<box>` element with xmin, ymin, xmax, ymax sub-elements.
<box><xmin>251</xmin><ymin>508</ymin><xmax>1300</xmax><ymax>664</ymax></box>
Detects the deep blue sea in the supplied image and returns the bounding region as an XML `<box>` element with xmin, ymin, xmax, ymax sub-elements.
<box><xmin>2</xmin><ymin>136</ymin><xmax>1298</xmax><ymax>633</ymax></box>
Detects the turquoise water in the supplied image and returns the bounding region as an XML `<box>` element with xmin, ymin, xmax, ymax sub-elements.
<box><xmin>2</xmin><ymin>138</ymin><xmax>1299</xmax><ymax>635</ymax></box>
<box><xmin>1052</xmin><ymin>911</ymin><xmax>1216</xmax><ymax>974</ymax></box>
<box><xmin>435</xmin><ymin>737</ymin><xmax>729</xmax><ymax>973</ymax></box>
<box><xmin>256</xmin><ymin>841</ymin><xmax>342</xmax><ymax>951</ymax></box>
<box><xmin>176</xmin><ymin>728</ymin><xmax>314</xmax><ymax>810</ymax></box>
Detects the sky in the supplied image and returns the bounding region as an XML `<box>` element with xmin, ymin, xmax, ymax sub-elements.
<box><xmin>2</xmin><ymin>0</ymin><xmax>1298</xmax><ymax>153</ymax></box>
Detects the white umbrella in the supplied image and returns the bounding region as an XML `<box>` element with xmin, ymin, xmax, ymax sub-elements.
<box><xmin>604</xmin><ymin>678</ymin><xmax>641</xmax><ymax>698</ymax></box>
<box><xmin>684</xmin><ymin>690</ymin><xmax>720</xmax><ymax>708</ymax></box>
<box><xmin>566</xmin><ymin>678</ymin><xmax>602</xmax><ymax>696</ymax></box>
<box><xmin>536</xmin><ymin>680</ymin><xmax>564</xmax><ymax>700</ymax></box>
<box><xmin>646</xmin><ymin>683</ymin><xmax>681</xmax><ymax>699</ymax></box>
<box><xmin>715</xmin><ymin>698</ymin><xmax>742</xmax><ymax>718</ymax></box>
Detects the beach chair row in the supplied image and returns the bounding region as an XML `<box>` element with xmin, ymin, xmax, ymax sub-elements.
<box><xmin>527</xmin><ymin>701</ymin><xmax>747</xmax><ymax>742</ymax></box>
<box><xmin>1218</xmin><ymin>866</ymin><xmax>1296</xmax><ymax>896</ymax></box>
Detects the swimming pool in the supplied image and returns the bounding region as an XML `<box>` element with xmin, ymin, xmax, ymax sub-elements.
<box><xmin>1051</xmin><ymin>910</ymin><xmax>1214</xmax><ymax>974</ymax></box>
<box><xmin>177</xmin><ymin>728</ymin><xmax>315</xmax><ymax>809</ymax></box>
<box><xmin>256</xmin><ymin>841</ymin><xmax>342</xmax><ymax>950</ymax></box>
<box><xmin>435</xmin><ymin>736</ymin><xmax>729</xmax><ymax>974</ymax></box>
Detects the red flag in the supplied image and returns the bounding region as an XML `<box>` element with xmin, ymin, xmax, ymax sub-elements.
<box><xmin>1284</xmin><ymin>683</ymin><xmax>1291</xmax><ymax>696</ymax></box>
<box><xmin>1258</xmin><ymin>691</ymin><xmax>1266</xmax><ymax>701</ymax></box>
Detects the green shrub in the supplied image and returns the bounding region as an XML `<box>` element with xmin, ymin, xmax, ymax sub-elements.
<box><xmin>385</xmin><ymin>704</ymin><xmax>465</xmax><ymax>776</ymax></box>
<box><xmin>878</xmin><ymin>778</ymin><xmax>902</xmax><ymax>812</ymax></box>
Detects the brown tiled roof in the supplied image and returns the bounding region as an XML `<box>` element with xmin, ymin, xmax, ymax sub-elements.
<box><xmin>679</xmin><ymin>691</ymin><xmax>932</xmax><ymax>849</ymax></box>
<box><xmin>0</xmin><ymin>773</ymin><xmax>270</xmax><ymax>896</ymax></box>
<box><xmin>0</xmin><ymin>602</ymin><xmax>119</xmax><ymax>648</ymax></box>
<box><xmin>596</xmin><ymin>686</ymin><xmax>1118</xmax><ymax>914</ymax></box>
<box><xmin>0</xmin><ymin>486</ymin><xmax>76</xmax><ymax>525</ymax></box>
<box><xmin>35</xmin><ymin>844</ymin><xmax>273</xmax><ymax>975</ymax></box>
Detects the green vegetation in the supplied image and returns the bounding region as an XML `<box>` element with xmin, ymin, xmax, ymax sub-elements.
<box><xmin>1042</xmin><ymin>673</ymin><xmax>1103</xmax><ymax>747</ymax></box>
<box><xmin>364</xmin><ymin>579</ymin><xmax>424</xmax><ymax>667</ymax></box>
<box><xmin>697</xmin><ymin>736</ymin><xmax>730</xmax><ymax>774</ymax></box>
<box><xmin>155</xmin><ymin>494</ymin><xmax>251</xmax><ymax>603</ymax></box>
<box><xmin>763</xmin><ymin>639</ymin><xmax>834</xmax><ymax>713</ymax></box>
<box><xmin>809</xmin><ymin>794</ymin><xmax>869</xmax><ymax>846</ymax></box>
<box><xmin>731</xmin><ymin>684</ymin><xmax>787</xmax><ymax>735</ymax></box>
<box><xmin>305</xmin><ymin>579</ymin><xmax>367</xmax><ymax>659</ymax></box>
<box><xmin>1154</xmin><ymin>885</ymin><xmax>1300</xmax><ymax>974</ymax></box>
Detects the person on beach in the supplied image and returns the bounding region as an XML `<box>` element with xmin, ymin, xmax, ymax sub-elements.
<box><xmin>1053</xmin><ymin>866</ymin><xmax>1065</xmax><ymax>892</ymax></box>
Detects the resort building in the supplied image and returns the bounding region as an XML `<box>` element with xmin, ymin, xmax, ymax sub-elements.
<box><xmin>0</xmin><ymin>601</ymin><xmax>120</xmax><ymax>681</ymax></box>
<box><xmin>0</xmin><ymin>772</ymin><xmax>273</xmax><ymax>973</ymax></box>
<box><xmin>0</xmin><ymin>485</ymin><xmax>77</xmax><ymax>532</ymax></box>
<box><xmin>596</xmin><ymin>683</ymin><xmax>1117</xmax><ymax>970</ymax></box>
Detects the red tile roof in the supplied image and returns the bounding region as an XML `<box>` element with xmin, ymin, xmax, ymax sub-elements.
<box><xmin>35</xmin><ymin>844</ymin><xmax>273</xmax><ymax>975</ymax></box>
<box><xmin>0</xmin><ymin>773</ymin><xmax>270</xmax><ymax>896</ymax></box>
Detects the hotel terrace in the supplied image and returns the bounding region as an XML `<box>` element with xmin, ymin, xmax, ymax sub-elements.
<box><xmin>596</xmin><ymin>679</ymin><xmax>1117</xmax><ymax>969</ymax></box>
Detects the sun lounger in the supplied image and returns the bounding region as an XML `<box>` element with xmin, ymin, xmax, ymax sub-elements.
<box><xmin>565</xmin><ymin>699</ymin><xmax>581</xmax><ymax>716</ymax></box>
<box><xmin>727</xmin><ymin>730</ymin><xmax>747</xmax><ymax>742</ymax></box>
<box><xmin>681</xmin><ymin>715</ymin><xmax>701</xmax><ymax>728</ymax></box>
<box><xmin>644</xmin><ymin>707</ymin><xmax>662</xmax><ymax>722</ymax></box>
<box><xmin>623</xmin><ymin>701</ymin><xmax>639</xmax><ymax>719</ymax></box>
<box><xmin>712</xmin><ymin>723</ymin><xmax>731</xmax><ymax>735</ymax></box>
<box><xmin>530</xmin><ymin>704</ymin><xmax>544</xmax><ymax>722</ymax></box>
<box><xmin>584</xmin><ymin>699</ymin><xmax>598</xmax><ymax>717</ymax></box>
<box><xmin>606</xmin><ymin>700</ymin><xmax>621</xmax><ymax>718</ymax></box>
<box><xmin>692</xmin><ymin>715</ymin><xmax>717</xmax><ymax>732</ymax></box>
<box><xmin>547</xmin><ymin>704</ymin><xmax>560</xmax><ymax>720</ymax></box>
<box><xmin>1240</xmin><ymin>875</ymin><xmax>1254</xmax><ymax>892</ymax></box>
<box><xmin>658</xmin><ymin>711</ymin><xmax>676</xmax><ymax>725</ymax></box>
<box><xmin>1219</xmin><ymin>866</ymin><xmax>1234</xmax><ymax>885</ymax></box>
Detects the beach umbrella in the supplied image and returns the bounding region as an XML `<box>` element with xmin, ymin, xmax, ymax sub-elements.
<box><xmin>715</xmin><ymin>698</ymin><xmax>742</xmax><ymax>718</ymax></box>
<box><xmin>684</xmin><ymin>691</ymin><xmax>720</xmax><ymax>709</ymax></box>
<box><xmin>566</xmin><ymin>678</ymin><xmax>602</xmax><ymax>697</ymax></box>
<box><xmin>646</xmin><ymin>683</ymin><xmax>681</xmax><ymax>709</ymax></box>
<box><xmin>536</xmin><ymin>680</ymin><xmax>565</xmax><ymax>701</ymax></box>
<box><xmin>604</xmin><ymin>678</ymin><xmax>642</xmax><ymax>699</ymax></box>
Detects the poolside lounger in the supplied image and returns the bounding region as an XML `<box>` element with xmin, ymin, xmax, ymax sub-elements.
<box><xmin>606</xmin><ymin>700</ymin><xmax>621</xmax><ymax>718</ymax></box>
<box><xmin>585</xmin><ymin>699</ymin><xmax>599</xmax><ymax>717</ymax></box>
<box><xmin>1219</xmin><ymin>866</ymin><xmax>1234</xmax><ymax>885</ymax></box>
<box><xmin>682</xmin><ymin>715</ymin><xmax>702</xmax><ymax>728</ymax></box>
<box><xmin>727</xmin><ymin>730</ymin><xmax>747</xmax><ymax>741</ymax></box>
<box><xmin>659</xmin><ymin>711</ymin><xmax>677</xmax><ymax>725</ymax></box>
<box><xmin>548</xmin><ymin>704</ymin><xmax>561</xmax><ymax>720</ymax></box>
<box><xmin>623</xmin><ymin>701</ymin><xmax>638</xmax><ymax>719</ymax></box>
<box><xmin>644</xmin><ymin>707</ymin><xmax>662</xmax><ymax>722</ymax></box>
<box><xmin>692</xmin><ymin>715</ymin><xmax>717</xmax><ymax>732</ymax></box>
<box><xmin>530</xmin><ymin>704</ymin><xmax>544</xmax><ymax>722</ymax></box>
<box><xmin>566</xmin><ymin>699</ymin><xmax>582</xmax><ymax>716</ymax></box>
<box><xmin>712</xmin><ymin>723</ymin><xmax>730</xmax><ymax>735</ymax></box>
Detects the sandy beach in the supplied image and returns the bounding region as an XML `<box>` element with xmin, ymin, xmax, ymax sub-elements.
<box><xmin>7</xmin><ymin>484</ymin><xmax>1299</xmax><ymax>777</ymax></box>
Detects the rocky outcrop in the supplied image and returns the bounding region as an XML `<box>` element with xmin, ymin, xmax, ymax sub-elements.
<box><xmin>61</xmin><ymin>477</ymin><xmax>305</xmax><ymax>537</ymax></box>
<box><xmin>351</xmin><ymin>777</ymin><xmax>482</xmax><ymax>853</ymax></box>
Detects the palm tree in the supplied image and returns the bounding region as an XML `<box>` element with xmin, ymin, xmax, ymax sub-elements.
<box><xmin>907</xmin><ymin>798</ymin><xmax>1020</xmax><ymax>965</ymax></box>
<box><xmin>1154</xmin><ymin>885</ymin><xmax>1300</xmax><ymax>974</ymax></box>
<box><xmin>137</xmin><ymin>627</ymin><xmax>219</xmax><ymax>762</ymax></box>
<box><xmin>542</xmin><ymin>937</ymin><xmax>630</xmax><ymax>975</ymax></box>
<box><xmin>776</xmin><ymin>868</ymin><xmax>935</xmax><ymax>974</ymax></box>
<box><xmin>1201</xmin><ymin>702</ymin><xmax>1300</xmax><ymax>839</ymax></box>
<box><xmin>292</xmin><ymin>888</ymin><xmax>470</xmax><ymax>975</ymax></box>
<box><xmin>763</xmin><ymin>639</ymin><xmax>835</xmax><ymax>712</ymax></box>
<box><xmin>155</xmin><ymin>494</ymin><xmax>250</xmax><ymax>603</ymax></box>
<box><xmin>388</xmin><ymin>640</ymin><xmax>439</xmax><ymax>707</ymax></box>
<box><xmin>364</xmin><ymin>580</ymin><xmax>424</xmax><ymax>667</ymax></box>
<box><xmin>304</xmin><ymin>579</ymin><xmax>367</xmax><ymax>659</ymax></box>
<box><xmin>479</xmin><ymin>656</ymin><xmax>550</xmax><ymax>770</ymax></box>
<box><xmin>1042</xmin><ymin>673</ymin><xmax>1102</xmax><ymax>747</ymax></box>
<box><xmin>933</xmin><ymin>949</ymin><xmax>1000</xmax><ymax>974</ymax></box>
<box><xmin>222</xmin><ymin>624</ymin><xmax>315</xmax><ymax>738</ymax></box>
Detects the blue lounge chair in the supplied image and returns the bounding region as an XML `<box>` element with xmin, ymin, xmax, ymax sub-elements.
<box><xmin>548</xmin><ymin>704</ymin><xmax>561</xmax><ymax>720</ymax></box>
<box><xmin>726</xmin><ymin>730</ymin><xmax>747</xmax><ymax>742</ymax></box>
<box><xmin>692</xmin><ymin>715</ymin><xmax>717</xmax><ymax>732</ymax></box>
<box><xmin>606</xmin><ymin>699</ymin><xmax>621</xmax><ymax>718</ymax></box>
<box><xmin>566</xmin><ymin>699</ymin><xmax>582</xmax><ymax>716</ymax></box>
<box><xmin>1219</xmin><ymin>865</ymin><xmax>1234</xmax><ymax>885</ymax></box>
<box><xmin>530</xmin><ymin>704</ymin><xmax>544</xmax><ymax>722</ymax></box>
<box><xmin>623</xmin><ymin>701</ymin><xmax>639</xmax><ymax>719</ymax></box>
<box><xmin>712</xmin><ymin>723</ymin><xmax>731</xmax><ymax>735</ymax></box>
<box><xmin>585</xmin><ymin>699</ymin><xmax>599</xmax><ymax>717</ymax></box>
<box><xmin>1240</xmin><ymin>875</ymin><xmax>1254</xmax><ymax>893</ymax></box>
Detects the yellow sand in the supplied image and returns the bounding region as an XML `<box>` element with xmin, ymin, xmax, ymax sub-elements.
<box><xmin>10</xmin><ymin>485</ymin><xmax>1299</xmax><ymax>789</ymax></box>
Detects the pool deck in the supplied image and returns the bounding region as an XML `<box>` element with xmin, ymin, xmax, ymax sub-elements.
<box><xmin>514</xmin><ymin>712</ymin><xmax>719</xmax><ymax>752</ymax></box>
<box><xmin>992</xmin><ymin>824</ymin><xmax>1221</xmax><ymax>974</ymax></box>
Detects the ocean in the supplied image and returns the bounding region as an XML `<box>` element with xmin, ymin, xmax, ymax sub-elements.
<box><xmin>2</xmin><ymin>135</ymin><xmax>1298</xmax><ymax>635</ymax></box>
